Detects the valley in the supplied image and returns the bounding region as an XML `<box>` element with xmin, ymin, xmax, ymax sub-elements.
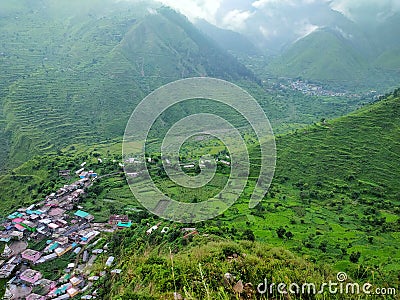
<box><xmin>0</xmin><ymin>1</ymin><xmax>399</xmax><ymax>299</ymax></box>
<box><xmin>0</xmin><ymin>89</ymin><xmax>398</xmax><ymax>298</ymax></box>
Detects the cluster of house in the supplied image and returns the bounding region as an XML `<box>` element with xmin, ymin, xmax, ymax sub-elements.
<box><xmin>3</xmin><ymin>268</ymin><xmax>89</xmax><ymax>299</ymax></box>
<box><xmin>288</xmin><ymin>80</ymin><xmax>348</xmax><ymax>97</ymax></box>
<box><xmin>0</xmin><ymin>167</ymin><xmax>130</xmax><ymax>300</ymax></box>
<box><xmin>0</xmin><ymin>159</ymin><xmax>201</xmax><ymax>299</ymax></box>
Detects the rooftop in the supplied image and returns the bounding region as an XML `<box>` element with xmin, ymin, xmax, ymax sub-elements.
<box><xmin>117</xmin><ymin>221</ymin><xmax>132</xmax><ymax>228</ymax></box>
<box><xmin>74</xmin><ymin>210</ymin><xmax>89</xmax><ymax>218</ymax></box>
<box><xmin>22</xmin><ymin>249</ymin><xmax>40</xmax><ymax>257</ymax></box>
<box><xmin>20</xmin><ymin>269</ymin><xmax>42</xmax><ymax>279</ymax></box>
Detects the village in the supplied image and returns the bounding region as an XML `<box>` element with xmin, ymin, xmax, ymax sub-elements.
<box><xmin>0</xmin><ymin>152</ymin><xmax>210</xmax><ymax>300</ymax></box>
<box><xmin>0</xmin><ymin>165</ymin><xmax>133</xmax><ymax>300</ymax></box>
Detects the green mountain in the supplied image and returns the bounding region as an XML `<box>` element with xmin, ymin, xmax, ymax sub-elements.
<box><xmin>265</xmin><ymin>16</ymin><xmax>400</xmax><ymax>91</ymax></box>
<box><xmin>1</xmin><ymin>0</ymin><xmax>373</xmax><ymax>173</ymax></box>
<box><xmin>0</xmin><ymin>2</ymin><xmax>399</xmax><ymax>298</ymax></box>
<box><xmin>371</xmin><ymin>13</ymin><xmax>400</xmax><ymax>72</ymax></box>
<box><xmin>0</xmin><ymin>1</ymin><xmax>259</xmax><ymax>171</ymax></box>
<box><xmin>268</xmin><ymin>27</ymin><xmax>369</xmax><ymax>85</ymax></box>
<box><xmin>201</xmin><ymin>5</ymin><xmax>400</xmax><ymax>92</ymax></box>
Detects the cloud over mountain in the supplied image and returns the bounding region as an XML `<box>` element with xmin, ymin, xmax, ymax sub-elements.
<box><xmin>146</xmin><ymin>0</ymin><xmax>400</xmax><ymax>51</ymax></box>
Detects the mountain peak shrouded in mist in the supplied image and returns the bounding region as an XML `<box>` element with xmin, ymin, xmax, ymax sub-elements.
<box><xmin>152</xmin><ymin>0</ymin><xmax>400</xmax><ymax>52</ymax></box>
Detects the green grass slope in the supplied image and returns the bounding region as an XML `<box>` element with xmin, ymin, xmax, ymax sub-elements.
<box><xmin>0</xmin><ymin>89</ymin><xmax>399</xmax><ymax>298</ymax></box>
<box><xmin>95</xmin><ymin>233</ymin><xmax>335</xmax><ymax>299</ymax></box>
<box><xmin>88</xmin><ymin>85</ymin><xmax>400</xmax><ymax>295</ymax></box>
<box><xmin>276</xmin><ymin>88</ymin><xmax>400</xmax><ymax>201</ymax></box>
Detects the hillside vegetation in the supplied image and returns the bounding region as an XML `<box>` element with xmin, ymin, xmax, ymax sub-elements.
<box><xmin>1</xmin><ymin>89</ymin><xmax>399</xmax><ymax>299</ymax></box>
<box><xmin>88</xmin><ymin>90</ymin><xmax>400</xmax><ymax>299</ymax></box>
<box><xmin>89</xmin><ymin>83</ymin><xmax>400</xmax><ymax>296</ymax></box>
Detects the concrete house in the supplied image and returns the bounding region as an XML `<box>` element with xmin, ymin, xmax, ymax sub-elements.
<box><xmin>21</xmin><ymin>249</ymin><xmax>42</xmax><ymax>264</ymax></box>
<box><xmin>20</xmin><ymin>269</ymin><xmax>42</xmax><ymax>284</ymax></box>
<box><xmin>109</xmin><ymin>215</ymin><xmax>129</xmax><ymax>225</ymax></box>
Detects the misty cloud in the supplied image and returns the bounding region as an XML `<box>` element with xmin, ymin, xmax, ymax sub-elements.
<box><xmin>330</xmin><ymin>0</ymin><xmax>400</xmax><ymax>22</ymax></box>
<box><xmin>157</xmin><ymin>0</ymin><xmax>223</xmax><ymax>23</ymax></box>
<box><xmin>294</xmin><ymin>20</ymin><xmax>319</xmax><ymax>40</ymax></box>
<box><xmin>222</xmin><ymin>9</ymin><xmax>254</xmax><ymax>30</ymax></box>
<box><xmin>252</xmin><ymin>0</ymin><xmax>295</xmax><ymax>9</ymax></box>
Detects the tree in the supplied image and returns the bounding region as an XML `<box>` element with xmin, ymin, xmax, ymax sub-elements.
<box><xmin>242</xmin><ymin>229</ymin><xmax>255</xmax><ymax>241</ymax></box>
<box><xmin>276</xmin><ymin>227</ymin><xmax>286</xmax><ymax>239</ymax></box>
<box><xmin>285</xmin><ymin>231</ymin><xmax>294</xmax><ymax>239</ymax></box>
<box><xmin>319</xmin><ymin>240</ymin><xmax>328</xmax><ymax>253</ymax></box>
<box><xmin>350</xmin><ymin>251</ymin><xmax>361</xmax><ymax>263</ymax></box>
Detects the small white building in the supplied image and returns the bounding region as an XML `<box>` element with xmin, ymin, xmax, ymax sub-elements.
<box><xmin>105</xmin><ymin>256</ymin><xmax>115</xmax><ymax>267</ymax></box>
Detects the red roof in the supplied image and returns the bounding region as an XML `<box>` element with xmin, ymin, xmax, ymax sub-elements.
<box><xmin>12</xmin><ymin>218</ymin><xmax>25</xmax><ymax>224</ymax></box>
<box><xmin>15</xmin><ymin>224</ymin><xmax>26</xmax><ymax>231</ymax></box>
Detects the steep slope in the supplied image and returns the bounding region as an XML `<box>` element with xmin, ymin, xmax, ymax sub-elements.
<box><xmin>276</xmin><ymin>89</ymin><xmax>400</xmax><ymax>201</ymax></box>
<box><xmin>195</xmin><ymin>19</ymin><xmax>261</xmax><ymax>56</ymax></box>
<box><xmin>89</xmin><ymin>89</ymin><xmax>400</xmax><ymax>297</ymax></box>
<box><xmin>0</xmin><ymin>2</ymin><xmax>258</xmax><ymax>170</ymax></box>
<box><xmin>117</xmin><ymin>8</ymin><xmax>258</xmax><ymax>84</ymax></box>
<box><xmin>371</xmin><ymin>13</ymin><xmax>400</xmax><ymax>72</ymax></box>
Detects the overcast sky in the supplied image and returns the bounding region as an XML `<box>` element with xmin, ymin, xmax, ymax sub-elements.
<box><xmin>156</xmin><ymin>0</ymin><xmax>400</xmax><ymax>28</ymax></box>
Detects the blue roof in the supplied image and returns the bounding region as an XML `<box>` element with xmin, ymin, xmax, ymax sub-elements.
<box><xmin>55</xmin><ymin>284</ymin><xmax>69</xmax><ymax>295</ymax></box>
<box><xmin>117</xmin><ymin>221</ymin><xmax>132</xmax><ymax>228</ymax></box>
<box><xmin>49</xmin><ymin>242</ymin><xmax>59</xmax><ymax>251</ymax></box>
<box><xmin>26</xmin><ymin>210</ymin><xmax>43</xmax><ymax>215</ymax></box>
<box><xmin>74</xmin><ymin>210</ymin><xmax>89</xmax><ymax>218</ymax></box>
<box><xmin>7</xmin><ymin>212</ymin><xmax>23</xmax><ymax>219</ymax></box>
